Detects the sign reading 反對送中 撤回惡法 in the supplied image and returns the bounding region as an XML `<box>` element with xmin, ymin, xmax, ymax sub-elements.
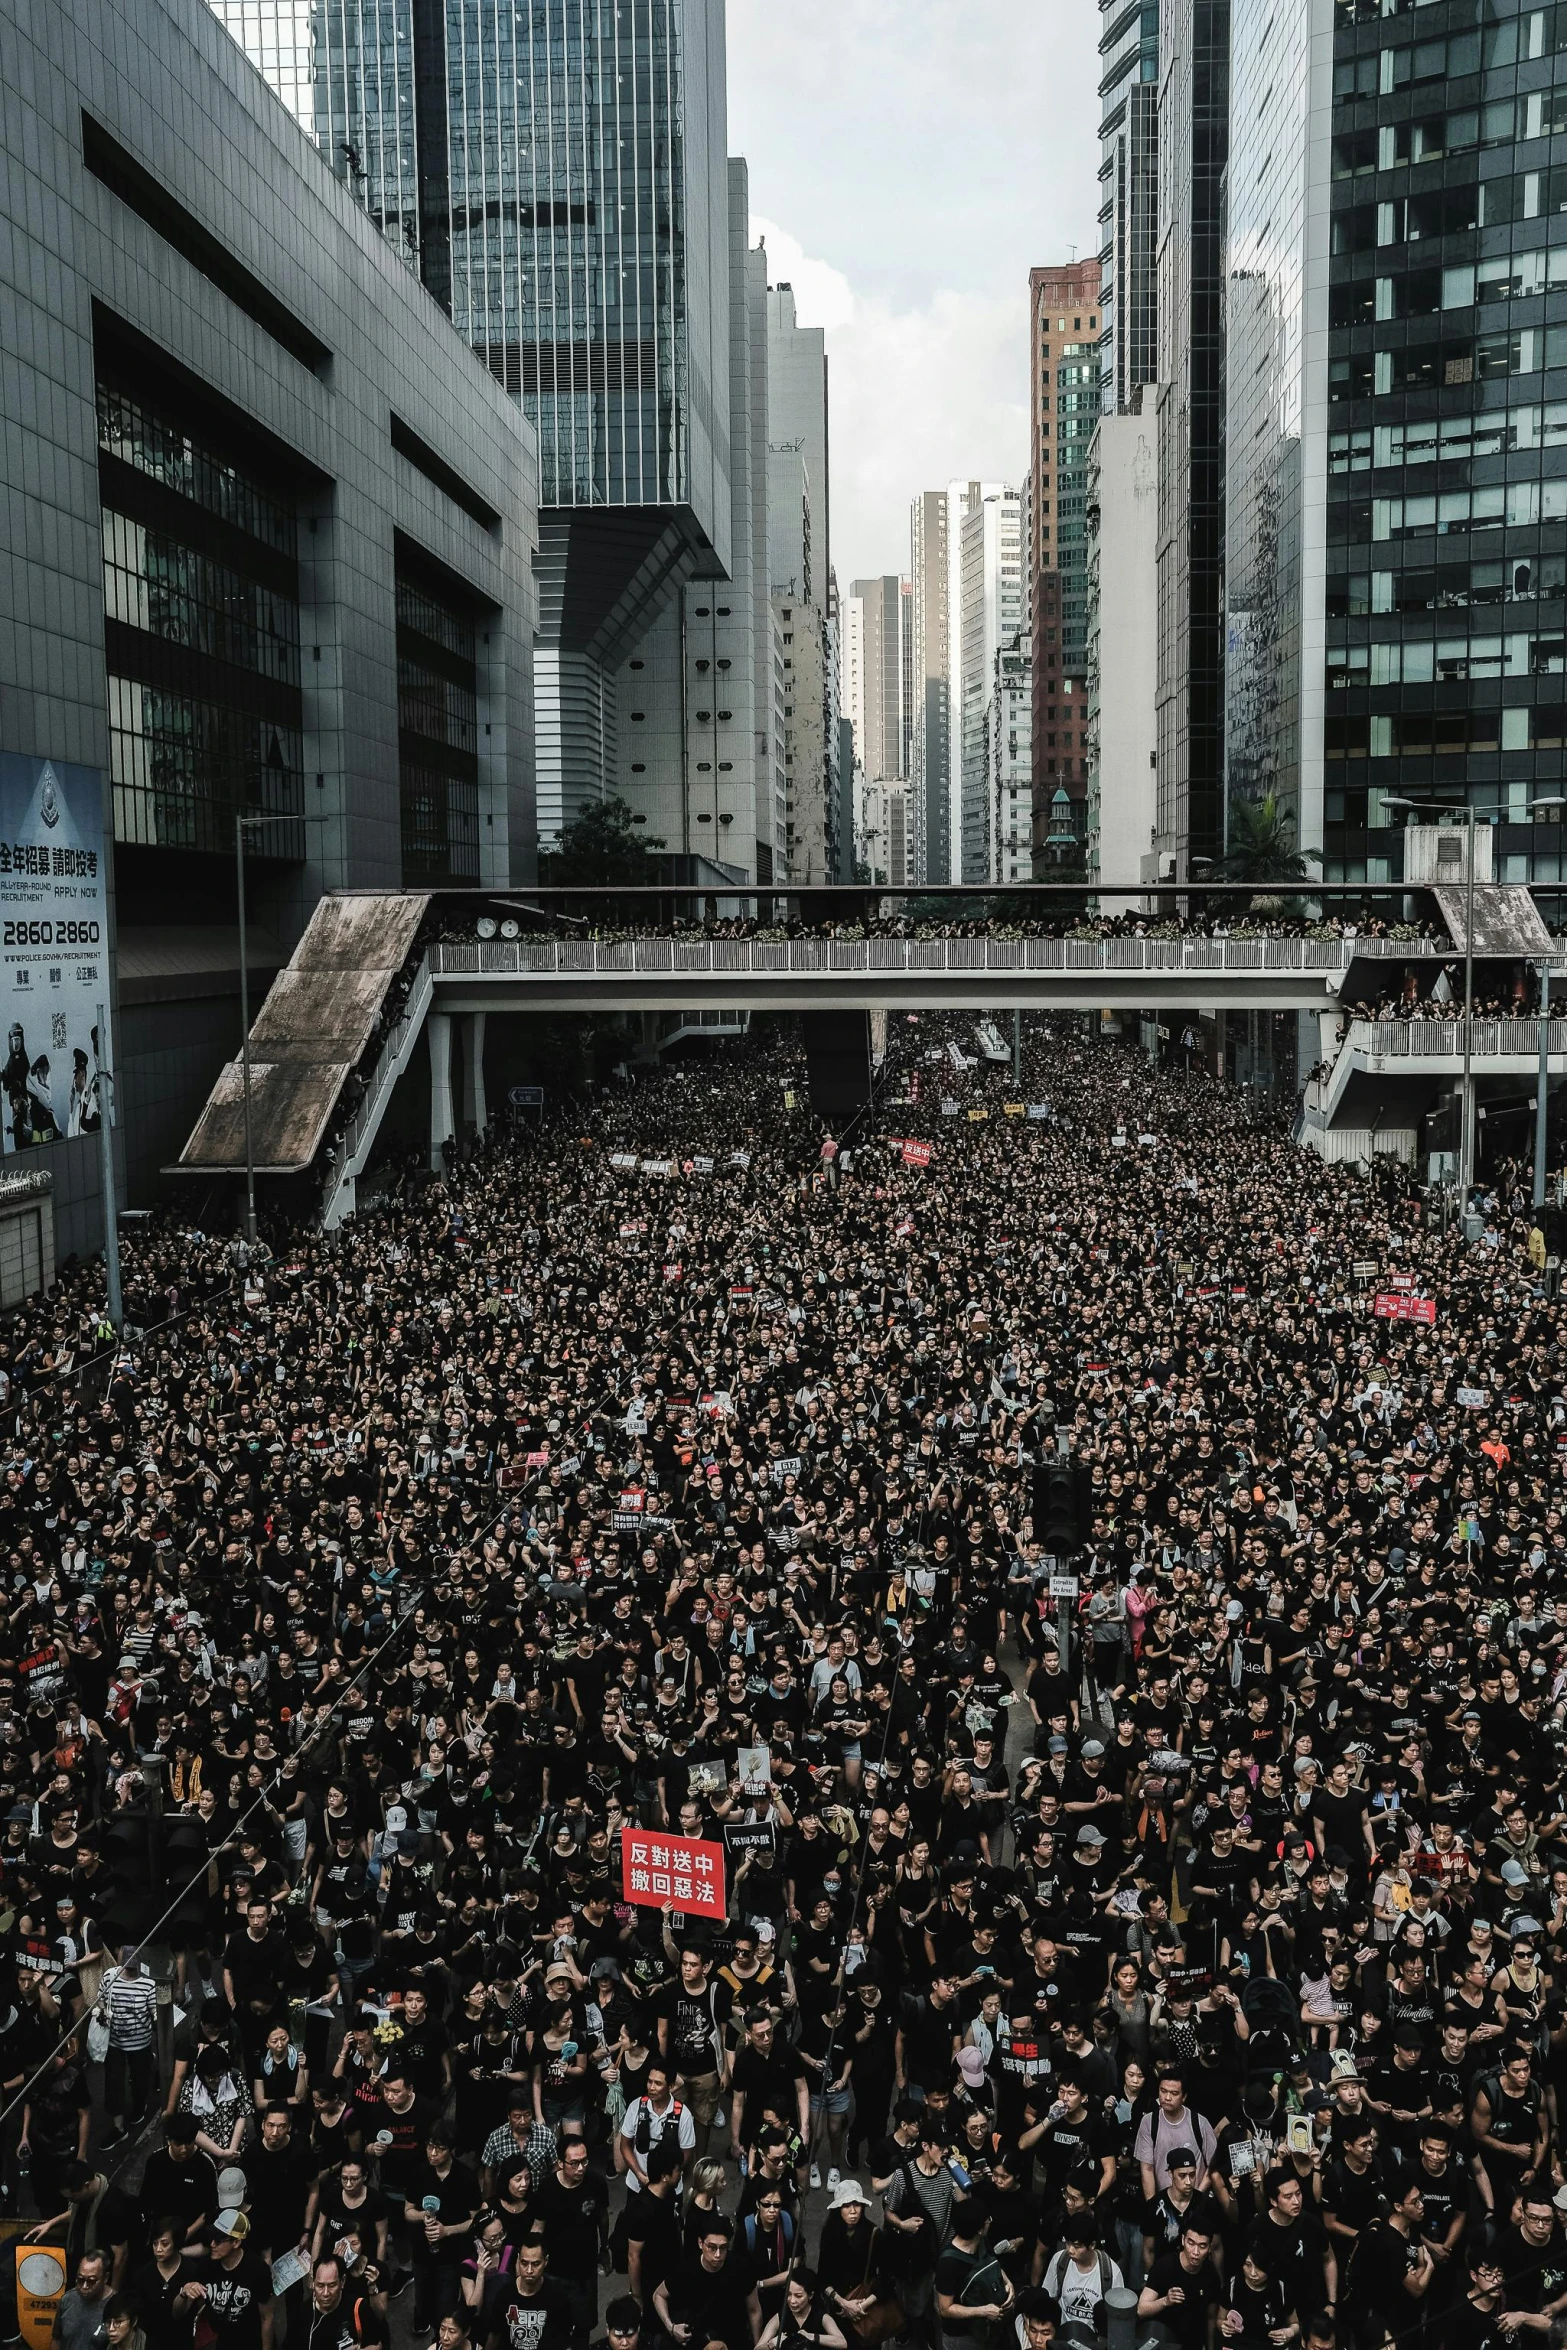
<box><xmin>0</xmin><ymin>756</ymin><xmax>108</xmax><ymax>1156</ymax></box>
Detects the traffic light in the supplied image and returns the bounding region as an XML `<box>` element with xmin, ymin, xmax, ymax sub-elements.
<box><xmin>1034</xmin><ymin>1455</ymin><xmax>1080</xmax><ymax>1558</ymax></box>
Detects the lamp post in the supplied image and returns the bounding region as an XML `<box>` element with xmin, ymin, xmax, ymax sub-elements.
<box><xmin>1530</xmin><ymin>797</ymin><xmax>1566</xmax><ymax>1208</ymax></box>
<box><xmin>235</xmin><ymin>813</ymin><xmax>268</xmax><ymax>1249</ymax></box>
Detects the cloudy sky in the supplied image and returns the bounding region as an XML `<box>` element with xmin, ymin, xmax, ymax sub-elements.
<box><xmin>727</xmin><ymin>0</ymin><xmax>1100</xmax><ymax>591</ymax></box>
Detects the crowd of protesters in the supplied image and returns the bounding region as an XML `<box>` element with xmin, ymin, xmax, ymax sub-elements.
<box><xmin>2</xmin><ymin>1014</ymin><xmax>1567</xmax><ymax>2350</ymax></box>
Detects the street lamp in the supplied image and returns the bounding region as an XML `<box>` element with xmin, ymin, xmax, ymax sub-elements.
<box><xmin>1529</xmin><ymin>797</ymin><xmax>1566</xmax><ymax>1208</ymax></box>
<box><xmin>1385</xmin><ymin>795</ymin><xmax>1480</xmax><ymax>1217</ymax></box>
<box><xmin>235</xmin><ymin>812</ymin><xmax>269</xmax><ymax>1249</ymax></box>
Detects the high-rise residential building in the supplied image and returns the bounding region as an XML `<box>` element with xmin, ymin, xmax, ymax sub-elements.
<box><xmin>858</xmin><ymin>776</ymin><xmax>912</xmax><ymax>886</ymax></box>
<box><xmin>1098</xmin><ymin>0</ymin><xmax>1160</xmax><ymax>416</ymax></box>
<box><xmin>842</xmin><ymin>592</ymin><xmax>868</xmax><ymax>772</ymax></box>
<box><xmin>774</xmin><ymin>592</ymin><xmax>832</xmax><ymax>882</ymax></box>
<box><xmin>988</xmin><ymin>635</ymin><xmax>1035</xmax><ymax>886</ymax></box>
<box><xmin>1154</xmin><ymin>0</ymin><xmax>1229</xmax><ymax>878</ymax></box>
<box><xmin>1086</xmin><ymin>406</ymin><xmax>1160</xmax><ymax>891</ymax></box>
<box><xmin>1029</xmin><ymin>264</ymin><xmax>1102</xmax><ymax>857</ymax></box>
<box><xmin>608</xmin><ymin>163</ymin><xmax>777</xmax><ymax>882</ymax></box>
<box><xmin>910</xmin><ymin>490</ymin><xmax>951</xmax><ymax>883</ymax></box>
<box><xmin>959</xmin><ymin>488</ymin><xmax>1024</xmax><ymax>880</ymax></box>
<box><xmin>1322</xmin><ymin>0</ymin><xmax>1567</xmax><ymax>883</ymax></box>
<box><xmin>210</xmin><ymin>0</ymin><xmax>732</xmax><ymax>851</ymax></box>
<box><xmin>849</xmin><ymin>576</ymin><xmax>909</xmax><ymax>787</ymax></box>
<box><xmin>900</xmin><ymin>580</ymin><xmax>915</xmax><ymax>782</ymax></box>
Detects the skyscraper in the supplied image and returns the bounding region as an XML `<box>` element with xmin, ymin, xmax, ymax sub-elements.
<box><xmin>1153</xmin><ymin>0</ymin><xmax>1229</xmax><ymax>878</ymax></box>
<box><xmin>608</xmin><ymin>162</ymin><xmax>777</xmax><ymax>882</ymax></box>
<box><xmin>209</xmin><ymin>0</ymin><xmax>732</xmax><ymax>848</ymax></box>
<box><xmin>1029</xmin><ymin>264</ymin><xmax>1102</xmax><ymax>857</ymax></box>
<box><xmin>1098</xmin><ymin>0</ymin><xmax>1160</xmax><ymax>416</ymax></box>
<box><xmin>766</xmin><ymin>284</ymin><xmax>837</xmax><ymax>883</ymax></box>
<box><xmin>849</xmin><ymin>576</ymin><xmax>908</xmax><ymax>787</ymax></box>
<box><xmin>910</xmin><ymin>490</ymin><xmax>951</xmax><ymax>884</ymax></box>
<box><xmin>959</xmin><ymin>489</ymin><xmax>1024</xmax><ymax>881</ymax></box>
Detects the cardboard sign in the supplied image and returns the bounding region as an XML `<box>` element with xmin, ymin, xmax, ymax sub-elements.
<box><xmin>622</xmin><ymin>1830</ymin><xmax>726</xmax><ymax>1916</ymax></box>
<box><xmin>1375</xmin><ymin>1293</ymin><xmax>1436</xmax><ymax>1324</ymax></box>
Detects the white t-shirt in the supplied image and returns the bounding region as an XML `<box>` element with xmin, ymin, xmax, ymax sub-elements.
<box><xmin>1043</xmin><ymin>2249</ymin><xmax>1124</xmax><ymax>2336</ymax></box>
<box><xmin>618</xmin><ymin>2094</ymin><xmax>696</xmax><ymax>2188</ymax></box>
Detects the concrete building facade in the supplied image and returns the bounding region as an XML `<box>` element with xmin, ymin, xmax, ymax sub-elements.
<box><xmin>959</xmin><ymin>489</ymin><xmax>1025</xmax><ymax>881</ymax></box>
<box><xmin>1086</xmin><ymin>410</ymin><xmax>1160</xmax><ymax>889</ymax></box>
<box><xmin>910</xmin><ymin>490</ymin><xmax>952</xmax><ymax>884</ymax></box>
<box><xmin>3</xmin><ymin>0</ymin><xmax>537</xmax><ymax>1247</ymax></box>
<box><xmin>1029</xmin><ymin>264</ymin><xmax>1102</xmax><ymax>852</ymax></box>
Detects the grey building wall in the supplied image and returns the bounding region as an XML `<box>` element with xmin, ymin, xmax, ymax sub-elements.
<box><xmin>2</xmin><ymin>0</ymin><xmax>537</xmax><ymax>1244</ymax></box>
<box><xmin>610</xmin><ymin>162</ymin><xmax>774</xmax><ymax>882</ymax></box>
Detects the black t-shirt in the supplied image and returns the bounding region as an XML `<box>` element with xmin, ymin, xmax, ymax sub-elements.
<box><xmin>657</xmin><ymin>1978</ymin><xmax>733</xmax><ymax>2075</ymax></box>
<box><xmin>403</xmin><ymin>2158</ymin><xmax>480</xmax><ymax>2266</ymax></box>
<box><xmin>139</xmin><ymin>2146</ymin><xmax>219</xmax><ymax>2244</ymax></box>
<box><xmin>189</xmin><ymin>2250</ymin><xmax>274</xmax><ymax>2350</ymax></box>
<box><xmin>1495</xmin><ymin>2223</ymin><xmax>1567</xmax><ymax>2315</ymax></box>
<box><xmin>730</xmin><ymin>2044</ymin><xmax>806</xmax><ymax>2140</ymax></box>
<box><xmin>1145</xmin><ymin>2251</ymin><xmax>1222</xmax><ymax>2350</ymax></box>
<box><xmin>532</xmin><ymin>2167</ymin><xmax>609</xmax><ymax>2283</ymax></box>
<box><xmin>1354</xmin><ymin>2221</ymin><xmax>1422</xmax><ymax>2336</ymax></box>
<box><xmin>664</xmin><ymin>2254</ymin><xmax>752</xmax><ymax>2350</ymax></box>
<box><xmin>489</xmin><ymin>2281</ymin><xmax>574</xmax><ymax>2350</ymax></box>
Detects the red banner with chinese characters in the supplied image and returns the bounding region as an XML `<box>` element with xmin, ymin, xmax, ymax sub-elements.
<box><xmin>621</xmin><ymin>1830</ymin><xmax>727</xmax><ymax>1918</ymax></box>
<box><xmin>901</xmin><ymin>1140</ymin><xmax>932</xmax><ymax>1168</ymax></box>
<box><xmin>1374</xmin><ymin>1292</ymin><xmax>1436</xmax><ymax>1324</ymax></box>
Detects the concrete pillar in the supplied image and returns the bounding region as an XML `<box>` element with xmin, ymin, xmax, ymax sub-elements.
<box><xmin>463</xmin><ymin>1013</ymin><xmax>487</xmax><ymax>1134</ymax></box>
<box><xmin>428</xmin><ymin>1011</ymin><xmax>453</xmax><ymax>1171</ymax></box>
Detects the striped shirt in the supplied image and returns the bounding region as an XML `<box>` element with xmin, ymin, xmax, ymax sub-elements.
<box><xmin>101</xmin><ymin>1965</ymin><xmax>158</xmax><ymax>2050</ymax></box>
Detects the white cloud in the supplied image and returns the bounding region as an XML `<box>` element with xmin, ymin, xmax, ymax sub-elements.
<box><xmin>754</xmin><ymin>217</ymin><xmax>1030</xmax><ymax>586</ymax></box>
<box><xmin>728</xmin><ymin>0</ymin><xmax>1099</xmax><ymax>587</ymax></box>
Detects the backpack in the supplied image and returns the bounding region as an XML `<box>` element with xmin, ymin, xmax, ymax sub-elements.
<box><xmin>1045</xmin><ymin>2249</ymin><xmax>1114</xmax><ymax>2342</ymax></box>
<box><xmin>633</xmin><ymin>2094</ymin><xmax>685</xmax><ymax>2153</ymax></box>
<box><xmin>884</xmin><ymin>2162</ymin><xmax>938</xmax><ymax>2277</ymax></box>
<box><xmin>1473</xmin><ymin>2071</ymin><xmax>1542</xmax><ymax>2133</ymax></box>
<box><xmin>741</xmin><ymin>2208</ymin><xmax>796</xmax><ymax>2264</ymax></box>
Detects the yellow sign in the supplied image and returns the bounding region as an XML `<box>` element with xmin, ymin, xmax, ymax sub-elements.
<box><xmin>967</xmin><ymin>1107</ymin><xmax>988</xmax><ymax>1123</ymax></box>
<box><xmin>16</xmin><ymin>2246</ymin><xmax>67</xmax><ymax>2350</ymax></box>
<box><xmin>782</xmin><ymin>1090</ymin><xmax>796</xmax><ymax>1109</ymax></box>
<box><xmin>1003</xmin><ymin>1102</ymin><xmax>1025</xmax><ymax>1116</ymax></box>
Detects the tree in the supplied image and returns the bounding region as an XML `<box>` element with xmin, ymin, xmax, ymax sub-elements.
<box><xmin>542</xmin><ymin>796</ymin><xmax>664</xmax><ymax>886</ymax></box>
<box><xmin>1221</xmin><ymin>792</ymin><xmax>1320</xmax><ymax>886</ymax></box>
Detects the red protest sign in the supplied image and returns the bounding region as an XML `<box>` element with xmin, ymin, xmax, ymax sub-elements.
<box><xmin>1374</xmin><ymin>1292</ymin><xmax>1436</xmax><ymax>1324</ymax></box>
<box><xmin>621</xmin><ymin>1830</ymin><xmax>726</xmax><ymax>1918</ymax></box>
<box><xmin>901</xmin><ymin>1140</ymin><xmax>932</xmax><ymax>1168</ymax></box>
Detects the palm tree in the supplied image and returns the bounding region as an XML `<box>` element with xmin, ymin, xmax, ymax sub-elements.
<box><xmin>1221</xmin><ymin>792</ymin><xmax>1321</xmax><ymax>886</ymax></box>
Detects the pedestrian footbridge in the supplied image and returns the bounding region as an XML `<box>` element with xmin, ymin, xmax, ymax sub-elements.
<box><xmin>175</xmin><ymin>890</ymin><xmax>1567</xmax><ymax>1223</ymax></box>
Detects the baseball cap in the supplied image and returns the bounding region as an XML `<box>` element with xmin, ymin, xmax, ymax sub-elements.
<box><xmin>1076</xmin><ymin>1825</ymin><xmax>1106</xmax><ymax>1847</ymax></box>
<box><xmin>213</xmin><ymin>2211</ymin><xmax>249</xmax><ymax>2241</ymax></box>
<box><xmin>1081</xmin><ymin>1739</ymin><xmax>1106</xmax><ymax>1759</ymax></box>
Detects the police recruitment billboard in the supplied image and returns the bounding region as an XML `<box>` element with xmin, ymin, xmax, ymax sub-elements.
<box><xmin>0</xmin><ymin>756</ymin><xmax>108</xmax><ymax>1153</ymax></box>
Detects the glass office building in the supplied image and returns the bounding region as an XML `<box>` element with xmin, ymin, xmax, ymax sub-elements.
<box><xmin>1325</xmin><ymin>0</ymin><xmax>1567</xmax><ymax>878</ymax></box>
<box><xmin>212</xmin><ymin>0</ymin><xmax>730</xmax><ymax>836</ymax></box>
<box><xmin>1222</xmin><ymin>0</ymin><xmax>1328</xmax><ymax>847</ymax></box>
<box><xmin>1099</xmin><ymin>0</ymin><xmax>1160</xmax><ymax>416</ymax></box>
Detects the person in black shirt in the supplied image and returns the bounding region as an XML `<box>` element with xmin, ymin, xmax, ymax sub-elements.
<box><xmin>139</xmin><ymin>2116</ymin><xmax>219</xmax><ymax>2251</ymax></box>
<box><xmin>180</xmin><ymin>2211</ymin><xmax>274</xmax><ymax>2350</ymax></box>
<box><xmin>1353</xmin><ymin>2179</ymin><xmax>1433</xmax><ymax>2349</ymax></box>
<box><xmin>532</xmin><ymin>2139</ymin><xmax>609</xmax><ymax>2349</ymax></box>
<box><xmin>1139</xmin><ymin>2221</ymin><xmax>1223</xmax><ymax>2350</ymax></box>
<box><xmin>653</xmin><ymin>2219</ymin><xmax>752</xmax><ymax>2350</ymax></box>
<box><xmin>485</xmin><ymin>2238</ymin><xmax>573</xmax><ymax>2350</ymax></box>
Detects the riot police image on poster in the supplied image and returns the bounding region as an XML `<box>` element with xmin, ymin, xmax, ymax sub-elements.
<box><xmin>0</xmin><ymin>756</ymin><xmax>108</xmax><ymax>1154</ymax></box>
